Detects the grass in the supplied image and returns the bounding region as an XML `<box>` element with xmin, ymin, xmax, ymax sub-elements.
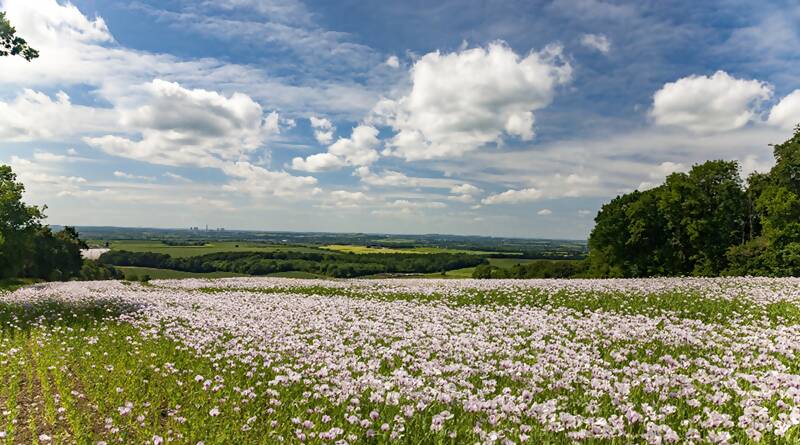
<box><xmin>421</xmin><ymin>267</ymin><xmax>477</xmax><ymax>279</ymax></box>
<box><xmin>117</xmin><ymin>266</ymin><xmax>246</xmax><ymax>280</ymax></box>
<box><xmin>0</xmin><ymin>278</ymin><xmax>41</xmax><ymax>292</ymax></box>
<box><xmin>421</xmin><ymin>258</ymin><xmax>556</xmax><ymax>279</ymax></box>
<box><xmin>105</xmin><ymin>241</ymin><xmax>329</xmax><ymax>258</ymax></box>
<box><xmin>321</xmin><ymin>244</ymin><xmax>513</xmax><ymax>255</ymax></box>
<box><xmin>487</xmin><ymin>258</ymin><xmax>546</xmax><ymax>268</ymax></box>
<box><xmin>265</xmin><ymin>271</ymin><xmax>329</xmax><ymax>279</ymax></box>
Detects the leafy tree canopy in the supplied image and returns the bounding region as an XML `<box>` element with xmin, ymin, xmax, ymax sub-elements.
<box><xmin>0</xmin><ymin>11</ymin><xmax>38</xmax><ymax>61</ymax></box>
<box><xmin>589</xmin><ymin>124</ymin><xmax>800</xmax><ymax>277</ymax></box>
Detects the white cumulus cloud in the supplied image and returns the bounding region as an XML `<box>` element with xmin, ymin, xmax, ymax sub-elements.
<box><xmin>290</xmin><ymin>152</ymin><xmax>347</xmax><ymax>172</ymax></box>
<box><xmin>309</xmin><ymin>116</ymin><xmax>335</xmax><ymax>145</ymax></box>
<box><xmin>482</xmin><ymin>187</ymin><xmax>543</xmax><ymax>205</ymax></box>
<box><xmin>768</xmin><ymin>90</ymin><xmax>800</xmax><ymax>130</ymax></box>
<box><xmin>292</xmin><ymin>125</ymin><xmax>380</xmax><ymax>172</ymax></box>
<box><xmin>448</xmin><ymin>183</ymin><xmax>483</xmax><ymax>203</ymax></box>
<box><xmin>385</xmin><ymin>55</ymin><xmax>400</xmax><ymax>68</ymax></box>
<box><xmin>221</xmin><ymin>161</ymin><xmax>317</xmax><ymax>198</ymax></box>
<box><xmin>580</xmin><ymin>33</ymin><xmax>611</xmax><ymax>54</ymax></box>
<box><xmin>375</xmin><ymin>41</ymin><xmax>571</xmax><ymax>161</ymax></box>
<box><xmin>651</xmin><ymin>71</ymin><xmax>772</xmax><ymax>133</ymax></box>
<box><xmin>0</xmin><ymin>90</ymin><xmax>117</xmax><ymax>141</ymax></box>
<box><xmin>85</xmin><ymin>79</ymin><xmax>280</xmax><ymax>168</ymax></box>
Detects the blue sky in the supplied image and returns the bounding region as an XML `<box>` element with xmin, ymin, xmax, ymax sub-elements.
<box><xmin>1</xmin><ymin>0</ymin><xmax>799</xmax><ymax>239</ymax></box>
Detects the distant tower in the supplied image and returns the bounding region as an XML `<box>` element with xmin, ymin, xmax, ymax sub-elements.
<box><xmin>205</xmin><ymin>224</ymin><xmax>208</xmax><ymax>232</ymax></box>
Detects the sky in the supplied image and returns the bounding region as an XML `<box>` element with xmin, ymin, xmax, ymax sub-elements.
<box><xmin>1</xmin><ymin>0</ymin><xmax>799</xmax><ymax>239</ymax></box>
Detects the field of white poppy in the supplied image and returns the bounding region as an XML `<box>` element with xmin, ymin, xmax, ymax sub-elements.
<box><xmin>2</xmin><ymin>278</ymin><xmax>800</xmax><ymax>445</ymax></box>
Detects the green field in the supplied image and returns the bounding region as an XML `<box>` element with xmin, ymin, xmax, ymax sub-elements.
<box><xmin>265</xmin><ymin>271</ymin><xmax>329</xmax><ymax>279</ymax></box>
<box><xmin>117</xmin><ymin>266</ymin><xmax>246</xmax><ymax>280</ymax></box>
<box><xmin>117</xmin><ymin>267</ymin><xmax>330</xmax><ymax>280</ymax></box>
<box><xmin>422</xmin><ymin>266</ymin><xmax>477</xmax><ymax>278</ymax></box>
<box><xmin>104</xmin><ymin>241</ymin><xmax>328</xmax><ymax>257</ymax></box>
<box><xmin>0</xmin><ymin>278</ymin><xmax>41</xmax><ymax>292</ymax></box>
<box><xmin>321</xmin><ymin>244</ymin><xmax>513</xmax><ymax>255</ymax></box>
<box><xmin>99</xmin><ymin>242</ymin><xmax>548</xmax><ymax>280</ymax></box>
<box><xmin>422</xmin><ymin>258</ymin><xmax>568</xmax><ymax>279</ymax></box>
<box><xmin>487</xmin><ymin>258</ymin><xmax>542</xmax><ymax>268</ymax></box>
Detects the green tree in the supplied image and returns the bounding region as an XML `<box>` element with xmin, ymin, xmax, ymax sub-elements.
<box><xmin>588</xmin><ymin>191</ymin><xmax>641</xmax><ymax>277</ymax></box>
<box><xmin>743</xmin><ymin>125</ymin><xmax>800</xmax><ymax>275</ymax></box>
<box><xmin>768</xmin><ymin>125</ymin><xmax>800</xmax><ymax>194</ymax></box>
<box><xmin>0</xmin><ymin>165</ymin><xmax>45</xmax><ymax>278</ymax></box>
<box><xmin>588</xmin><ymin>189</ymin><xmax>672</xmax><ymax>277</ymax></box>
<box><xmin>0</xmin><ymin>11</ymin><xmax>38</xmax><ymax>61</ymax></box>
<box><xmin>0</xmin><ymin>166</ymin><xmax>87</xmax><ymax>281</ymax></box>
<box><xmin>658</xmin><ymin>161</ymin><xmax>747</xmax><ymax>276</ymax></box>
<box><xmin>589</xmin><ymin>161</ymin><xmax>748</xmax><ymax>277</ymax></box>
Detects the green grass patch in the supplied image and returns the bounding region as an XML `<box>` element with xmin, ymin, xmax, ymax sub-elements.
<box><xmin>422</xmin><ymin>259</ymin><xmax>579</xmax><ymax>279</ymax></box>
<box><xmin>0</xmin><ymin>278</ymin><xmax>41</xmax><ymax>292</ymax></box>
<box><xmin>117</xmin><ymin>266</ymin><xmax>246</xmax><ymax>280</ymax></box>
<box><xmin>487</xmin><ymin>258</ymin><xmax>548</xmax><ymax>268</ymax></box>
<box><xmin>265</xmin><ymin>271</ymin><xmax>329</xmax><ymax>279</ymax></box>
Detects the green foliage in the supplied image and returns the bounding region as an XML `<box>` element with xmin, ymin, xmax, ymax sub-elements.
<box><xmin>733</xmin><ymin>125</ymin><xmax>800</xmax><ymax>276</ymax></box>
<box><xmin>472</xmin><ymin>260</ymin><xmax>587</xmax><ymax>279</ymax></box>
<box><xmin>472</xmin><ymin>264</ymin><xmax>494</xmax><ymax>279</ymax></box>
<box><xmin>660</xmin><ymin>160</ymin><xmax>748</xmax><ymax>276</ymax></box>
<box><xmin>99</xmin><ymin>249</ymin><xmax>488</xmax><ymax>278</ymax></box>
<box><xmin>724</xmin><ymin>237</ymin><xmax>770</xmax><ymax>276</ymax></box>
<box><xmin>0</xmin><ymin>11</ymin><xmax>38</xmax><ymax>61</ymax></box>
<box><xmin>0</xmin><ymin>165</ymin><xmax>45</xmax><ymax>278</ymax></box>
<box><xmin>589</xmin><ymin>125</ymin><xmax>800</xmax><ymax>277</ymax></box>
<box><xmin>79</xmin><ymin>260</ymin><xmax>124</xmax><ymax>281</ymax></box>
<box><xmin>0</xmin><ymin>165</ymin><xmax>87</xmax><ymax>282</ymax></box>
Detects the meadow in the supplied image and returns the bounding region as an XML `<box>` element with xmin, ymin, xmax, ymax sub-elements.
<box><xmin>2</xmin><ymin>277</ymin><xmax>800</xmax><ymax>444</ymax></box>
<box><xmin>103</xmin><ymin>241</ymin><xmax>329</xmax><ymax>258</ymax></box>
<box><xmin>115</xmin><ymin>266</ymin><xmax>247</xmax><ymax>280</ymax></box>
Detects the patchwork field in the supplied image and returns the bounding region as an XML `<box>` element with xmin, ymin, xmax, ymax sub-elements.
<box><xmin>103</xmin><ymin>241</ymin><xmax>328</xmax><ymax>257</ymax></box>
<box><xmin>2</xmin><ymin>277</ymin><xmax>800</xmax><ymax>444</ymax></box>
<box><xmin>320</xmin><ymin>244</ymin><xmax>514</xmax><ymax>256</ymax></box>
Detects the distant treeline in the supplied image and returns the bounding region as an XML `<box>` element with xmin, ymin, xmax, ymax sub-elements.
<box><xmin>99</xmin><ymin>250</ymin><xmax>487</xmax><ymax>278</ymax></box>
<box><xmin>487</xmin><ymin>252</ymin><xmax>587</xmax><ymax>260</ymax></box>
<box><xmin>472</xmin><ymin>260</ymin><xmax>589</xmax><ymax>279</ymax></box>
<box><xmin>589</xmin><ymin>125</ymin><xmax>800</xmax><ymax>277</ymax></box>
<box><xmin>161</xmin><ymin>240</ymin><xmax>206</xmax><ymax>246</ymax></box>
